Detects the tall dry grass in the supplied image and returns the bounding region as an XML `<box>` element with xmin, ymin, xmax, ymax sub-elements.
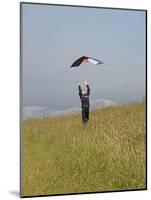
<box><xmin>21</xmin><ymin>102</ymin><xmax>146</xmax><ymax>196</ymax></box>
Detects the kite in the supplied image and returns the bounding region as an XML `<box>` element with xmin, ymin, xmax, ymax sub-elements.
<box><xmin>70</xmin><ymin>56</ymin><xmax>104</xmax><ymax>68</ymax></box>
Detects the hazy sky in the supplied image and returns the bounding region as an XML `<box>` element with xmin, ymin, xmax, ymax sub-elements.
<box><xmin>22</xmin><ymin>3</ymin><xmax>146</xmax><ymax>109</ymax></box>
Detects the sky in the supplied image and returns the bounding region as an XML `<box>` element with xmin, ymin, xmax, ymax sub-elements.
<box><xmin>22</xmin><ymin>3</ymin><xmax>146</xmax><ymax>109</ymax></box>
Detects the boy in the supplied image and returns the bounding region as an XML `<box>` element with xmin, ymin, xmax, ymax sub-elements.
<box><xmin>76</xmin><ymin>80</ymin><xmax>90</xmax><ymax>123</ymax></box>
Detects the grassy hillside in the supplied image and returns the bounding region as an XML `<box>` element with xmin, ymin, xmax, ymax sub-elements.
<box><xmin>21</xmin><ymin>103</ymin><xmax>146</xmax><ymax>197</ymax></box>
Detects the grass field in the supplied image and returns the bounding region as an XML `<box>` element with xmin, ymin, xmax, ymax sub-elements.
<box><xmin>21</xmin><ymin>102</ymin><xmax>146</xmax><ymax>197</ymax></box>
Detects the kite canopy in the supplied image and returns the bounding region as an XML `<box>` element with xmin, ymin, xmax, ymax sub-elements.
<box><xmin>70</xmin><ymin>56</ymin><xmax>104</xmax><ymax>67</ymax></box>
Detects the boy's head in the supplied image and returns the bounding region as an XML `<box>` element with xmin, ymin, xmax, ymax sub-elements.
<box><xmin>82</xmin><ymin>90</ymin><xmax>86</xmax><ymax>95</ymax></box>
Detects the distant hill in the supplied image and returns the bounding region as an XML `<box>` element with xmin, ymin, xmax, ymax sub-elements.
<box><xmin>23</xmin><ymin>99</ymin><xmax>118</xmax><ymax>121</ymax></box>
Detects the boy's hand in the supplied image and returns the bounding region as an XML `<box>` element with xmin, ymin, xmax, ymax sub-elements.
<box><xmin>76</xmin><ymin>81</ymin><xmax>80</xmax><ymax>85</ymax></box>
<box><xmin>84</xmin><ymin>80</ymin><xmax>88</xmax><ymax>85</ymax></box>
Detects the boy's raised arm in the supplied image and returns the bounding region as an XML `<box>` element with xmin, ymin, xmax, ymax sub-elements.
<box><xmin>84</xmin><ymin>80</ymin><xmax>90</xmax><ymax>95</ymax></box>
<box><xmin>76</xmin><ymin>81</ymin><xmax>82</xmax><ymax>97</ymax></box>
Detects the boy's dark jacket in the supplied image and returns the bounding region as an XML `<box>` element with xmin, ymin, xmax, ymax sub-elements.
<box><xmin>78</xmin><ymin>85</ymin><xmax>90</xmax><ymax>108</ymax></box>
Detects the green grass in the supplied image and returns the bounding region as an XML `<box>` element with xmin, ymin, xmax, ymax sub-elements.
<box><xmin>21</xmin><ymin>102</ymin><xmax>146</xmax><ymax>196</ymax></box>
